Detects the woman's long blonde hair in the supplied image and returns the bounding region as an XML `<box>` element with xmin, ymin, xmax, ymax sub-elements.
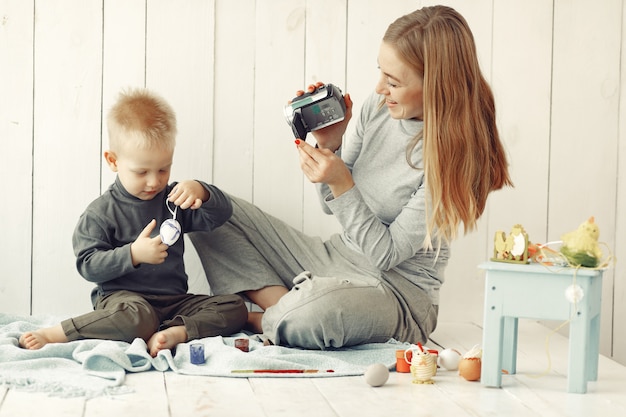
<box><xmin>383</xmin><ymin>5</ymin><xmax>512</xmax><ymax>246</ymax></box>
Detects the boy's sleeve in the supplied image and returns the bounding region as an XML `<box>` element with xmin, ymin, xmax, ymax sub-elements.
<box><xmin>72</xmin><ymin>210</ymin><xmax>136</xmax><ymax>283</ymax></box>
<box><xmin>184</xmin><ymin>181</ymin><xmax>233</xmax><ymax>232</ymax></box>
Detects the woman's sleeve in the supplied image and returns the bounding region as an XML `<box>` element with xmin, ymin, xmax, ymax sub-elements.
<box><xmin>325</xmin><ymin>181</ymin><xmax>428</xmax><ymax>271</ymax></box>
<box><xmin>316</xmin><ymin>92</ymin><xmax>374</xmax><ymax>214</ymax></box>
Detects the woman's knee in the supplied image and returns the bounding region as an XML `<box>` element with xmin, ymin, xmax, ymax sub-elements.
<box><xmin>261</xmin><ymin>274</ymin><xmax>392</xmax><ymax>349</ymax></box>
<box><xmin>261</xmin><ymin>301</ymin><xmax>330</xmax><ymax>349</ymax></box>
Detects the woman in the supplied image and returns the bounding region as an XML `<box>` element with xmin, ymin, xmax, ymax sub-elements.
<box><xmin>191</xmin><ymin>5</ymin><xmax>512</xmax><ymax>349</ymax></box>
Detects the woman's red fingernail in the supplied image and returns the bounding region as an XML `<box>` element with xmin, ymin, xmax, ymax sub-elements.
<box><xmin>295</xmin><ymin>139</ymin><xmax>301</xmax><ymax>145</ymax></box>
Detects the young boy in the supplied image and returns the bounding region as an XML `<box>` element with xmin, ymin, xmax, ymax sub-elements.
<box><xmin>19</xmin><ymin>88</ymin><xmax>247</xmax><ymax>357</ymax></box>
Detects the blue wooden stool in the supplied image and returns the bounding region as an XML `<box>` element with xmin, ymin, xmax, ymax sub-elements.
<box><xmin>479</xmin><ymin>261</ymin><xmax>604</xmax><ymax>393</ymax></box>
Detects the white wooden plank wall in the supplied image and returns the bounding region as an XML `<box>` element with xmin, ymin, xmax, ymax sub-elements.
<box><xmin>0</xmin><ymin>0</ymin><xmax>624</xmax><ymax>365</ymax></box>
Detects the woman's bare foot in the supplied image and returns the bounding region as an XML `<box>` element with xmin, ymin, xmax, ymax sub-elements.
<box><xmin>245</xmin><ymin>311</ymin><xmax>264</xmax><ymax>334</ymax></box>
<box><xmin>146</xmin><ymin>326</ymin><xmax>188</xmax><ymax>357</ymax></box>
<box><xmin>244</xmin><ymin>286</ymin><xmax>288</xmax><ymax>310</ymax></box>
<box><xmin>243</xmin><ymin>285</ymin><xmax>288</xmax><ymax>334</ymax></box>
<box><xmin>19</xmin><ymin>324</ymin><xmax>68</xmax><ymax>350</ymax></box>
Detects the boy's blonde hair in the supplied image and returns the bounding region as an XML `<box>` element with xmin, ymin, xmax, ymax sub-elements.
<box><xmin>107</xmin><ymin>88</ymin><xmax>177</xmax><ymax>153</ymax></box>
<box><xmin>383</xmin><ymin>6</ymin><xmax>513</xmax><ymax>247</ymax></box>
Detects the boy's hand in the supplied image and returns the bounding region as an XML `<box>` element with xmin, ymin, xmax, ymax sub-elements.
<box><xmin>168</xmin><ymin>180</ymin><xmax>209</xmax><ymax>210</ymax></box>
<box><xmin>130</xmin><ymin>219</ymin><xmax>169</xmax><ymax>266</ymax></box>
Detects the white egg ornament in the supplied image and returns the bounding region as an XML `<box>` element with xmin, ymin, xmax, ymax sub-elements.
<box><xmin>160</xmin><ymin>219</ymin><xmax>182</xmax><ymax>246</ymax></box>
<box><xmin>438</xmin><ymin>348</ymin><xmax>462</xmax><ymax>371</ymax></box>
<box><xmin>364</xmin><ymin>363</ymin><xmax>389</xmax><ymax>387</ymax></box>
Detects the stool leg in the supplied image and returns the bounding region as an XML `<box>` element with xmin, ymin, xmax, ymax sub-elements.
<box><xmin>588</xmin><ymin>313</ymin><xmax>600</xmax><ymax>381</ymax></box>
<box><xmin>587</xmin><ymin>276</ymin><xmax>602</xmax><ymax>382</ymax></box>
<box><xmin>501</xmin><ymin>317</ymin><xmax>518</xmax><ymax>374</ymax></box>
<box><xmin>482</xmin><ymin>311</ymin><xmax>504</xmax><ymax>388</ymax></box>
<box><xmin>568</xmin><ymin>311</ymin><xmax>589</xmax><ymax>393</ymax></box>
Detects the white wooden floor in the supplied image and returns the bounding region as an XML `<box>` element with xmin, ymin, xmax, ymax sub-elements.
<box><xmin>1</xmin><ymin>320</ymin><xmax>625</xmax><ymax>417</ymax></box>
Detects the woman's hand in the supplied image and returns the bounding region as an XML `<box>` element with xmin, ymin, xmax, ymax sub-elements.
<box><xmin>295</xmin><ymin>140</ymin><xmax>355</xmax><ymax>198</ymax></box>
<box><xmin>293</xmin><ymin>82</ymin><xmax>353</xmax><ymax>152</ymax></box>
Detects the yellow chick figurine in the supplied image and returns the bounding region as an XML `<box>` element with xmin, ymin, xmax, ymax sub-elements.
<box><xmin>492</xmin><ymin>224</ymin><xmax>529</xmax><ymax>263</ymax></box>
<box><xmin>560</xmin><ymin>216</ymin><xmax>603</xmax><ymax>267</ymax></box>
<box><xmin>494</xmin><ymin>231</ymin><xmax>508</xmax><ymax>259</ymax></box>
<box><xmin>410</xmin><ymin>349</ymin><xmax>436</xmax><ymax>384</ymax></box>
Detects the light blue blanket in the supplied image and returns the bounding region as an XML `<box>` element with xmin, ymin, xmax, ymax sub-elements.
<box><xmin>0</xmin><ymin>314</ymin><xmax>403</xmax><ymax>398</ymax></box>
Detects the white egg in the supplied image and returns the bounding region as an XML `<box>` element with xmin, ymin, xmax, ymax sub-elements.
<box><xmin>438</xmin><ymin>348</ymin><xmax>462</xmax><ymax>371</ymax></box>
<box><xmin>160</xmin><ymin>219</ymin><xmax>181</xmax><ymax>246</ymax></box>
<box><xmin>364</xmin><ymin>363</ymin><xmax>389</xmax><ymax>387</ymax></box>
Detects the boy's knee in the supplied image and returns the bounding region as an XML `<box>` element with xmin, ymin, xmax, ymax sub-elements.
<box><xmin>196</xmin><ymin>294</ymin><xmax>248</xmax><ymax>336</ymax></box>
<box><xmin>220</xmin><ymin>294</ymin><xmax>249</xmax><ymax>332</ymax></box>
<box><xmin>115</xmin><ymin>300</ymin><xmax>160</xmax><ymax>342</ymax></box>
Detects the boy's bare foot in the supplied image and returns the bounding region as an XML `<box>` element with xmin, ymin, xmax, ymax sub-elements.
<box><xmin>147</xmin><ymin>325</ymin><xmax>188</xmax><ymax>357</ymax></box>
<box><xmin>19</xmin><ymin>324</ymin><xmax>68</xmax><ymax>350</ymax></box>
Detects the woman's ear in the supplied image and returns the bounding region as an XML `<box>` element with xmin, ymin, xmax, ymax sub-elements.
<box><xmin>103</xmin><ymin>151</ymin><xmax>119</xmax><ymax>172</ymax></box>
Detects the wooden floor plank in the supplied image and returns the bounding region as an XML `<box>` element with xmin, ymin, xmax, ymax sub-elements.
<box><xmin>165</xmin><ymin>373</ymin><xmax>263</xmax><ymax>417</ymax></box>
<box><xmin>428</xmin><ymin>321</ymin><xmax>484</xmax><ymax>354</ymax></box>
<box><xmin>0</xmin><ymin>390</ymin><xmax>85</xmax><ymax>417</ymax></box>
<box><xmin>248</xmin><ymin>378</ymin><xmax>337</xmax><ymax>417</ymax></box>
<box><xmin>313</xmin><ymin>373</ymin><xmax>476</xmax><ymax>417</ymax></box>
<box><xmin>84</xmin><ymin>371</ymin><xmax>169</xmax><ymax>417</ymax></box>
<box><xmin>503</xmin><ymin>320</ymin><xmax>626</xmax><ymax>417</ymax></box>
<box><xmin>2</xmin><ymin>321</ymin><xmax>626</xmax><ymax>417</ymax></box>
<box><xmin>432</xmin><ymin>371</ymin><xmax>545</xmax><ymax>417</ymax></box>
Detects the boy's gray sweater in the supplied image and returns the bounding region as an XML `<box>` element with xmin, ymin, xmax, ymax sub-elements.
<box><xmin>72</xmin><ymin>177</ymin><xmax>232</xmax><ymax>305</ymax></box>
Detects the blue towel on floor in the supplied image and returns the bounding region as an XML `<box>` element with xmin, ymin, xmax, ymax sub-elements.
<box><xmin>0</xmin><ymin>313</ymin><xmax>404</xmax><ymax>398</ymax></box>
